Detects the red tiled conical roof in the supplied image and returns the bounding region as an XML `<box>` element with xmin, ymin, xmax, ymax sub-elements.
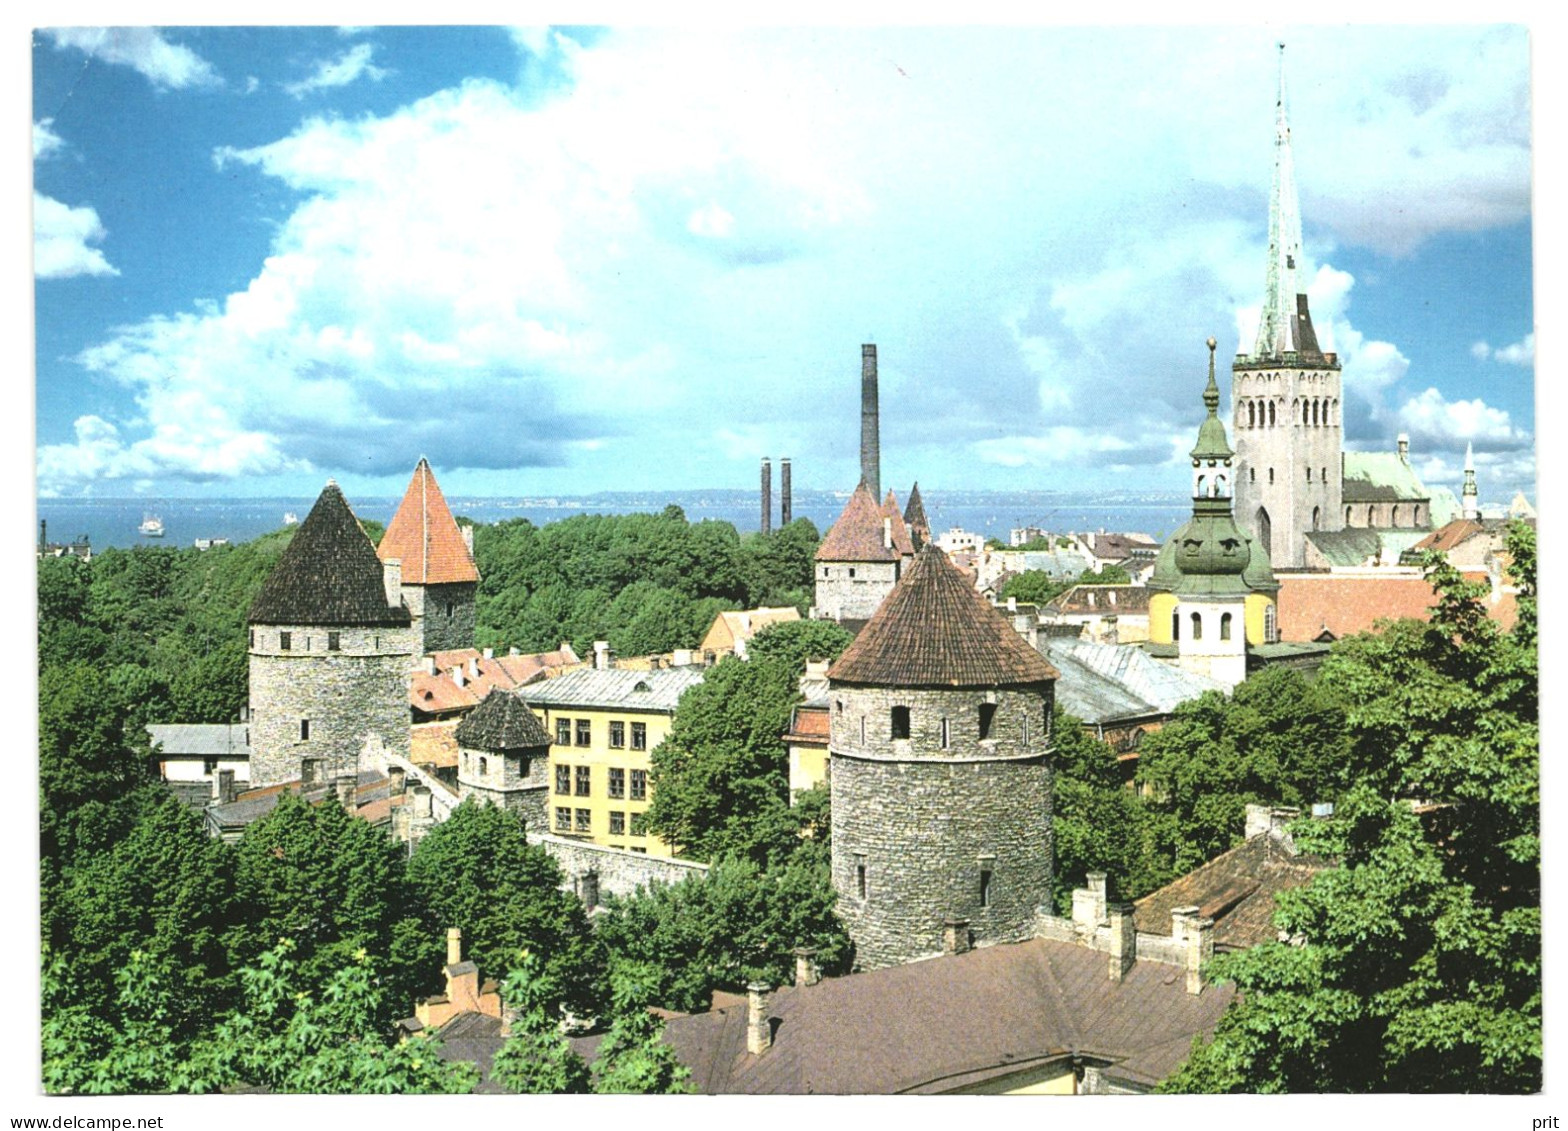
<box><xmin>379</xmin><ymin>459</ymin><xmax>480</xmax><ymax>584</ymax></box>
<box><xmin>816</xmin><ymin>483</ymin><xmax>905</xmax><ymax>563</ymax></box>
<box><xmin>249</xmin><ymin>482</ymin><xmax>411</xmax><ymax>627</ymax></box>
<box><xmin>880</xmin><ymin>489</ymin><xmax>916</xmax><ymax>556</ymax></box>
<box><xmin>828</xmin><ymin>544</ymin><xmax>1059</xmax><ymax>688</ymax></box>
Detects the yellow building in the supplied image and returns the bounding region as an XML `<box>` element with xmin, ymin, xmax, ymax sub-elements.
<box><xmin>518</xmin><ymin>667</ymin><xmax>703</xmax><ymax>857</ymax></box>
<box><xmin>699</xmin><ymin>606</ymin><xmax>801</xmax><ymax>661</ymax></box>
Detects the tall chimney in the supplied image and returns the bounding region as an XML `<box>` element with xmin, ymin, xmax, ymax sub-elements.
<box><xmin>860</xmin><ymin>344</ymin><xmax>880</xmax><ymax>497</ymax></box>
<box><xmin>746</xmin><ymin>982</ymin><xmax>773</xmax><ymax>1054</ymax></box>
<box><xmin>780</xmin><ymin>458</ymin><xmax>792</xmax><ymax>526</ymax></box>
<box><xmin>39</xmin><ymin>519</ymin><xmax>46</xmax><ymax>552</ymax></box>
<box><xmin>760</xmin><ymin>457</ymin><xmax>773</xmax><ymax>536</ymax></box>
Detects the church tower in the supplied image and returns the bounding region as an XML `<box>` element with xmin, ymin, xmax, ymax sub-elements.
<box><xmin>378</xmin><ymin>459</ymin><xmax>480</xmax><ymax>654</ymax></box>
<box><xmin>247</xmin><ymin>481</ymin><xmax>416</xmax><ymax>788</ymax></box>
<box><xmin>1149</xmin><ymin>340</ymin><xmax>1280</xmax><ymax>689</ymax></box>
<box><xmin>1232</xmin><ymin>44</ymin><xmax>1343</xmax><ymax>569</ymax></box>
<box><xmin>828</xmin><ymin>543</ymin><xmax>1058</xmax><ymax>970</ymax></box>
<box><xmin>1462</xmin><ymin>443</ymin><xmax>1480</xmax><ymax>521</ymax></box>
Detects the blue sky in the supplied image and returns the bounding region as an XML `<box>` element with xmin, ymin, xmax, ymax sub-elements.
<box><xmin>32</xmin><ymin>24</ymin><xmax>1536</xmax><ymax>504</ymax></box>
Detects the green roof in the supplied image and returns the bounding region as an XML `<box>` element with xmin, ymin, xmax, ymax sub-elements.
<box><xmin>1342</xmin><ymin>451</ymin><xmax>1428</xmax><ymax>503</ymax></box>
<box><xmin>1303</xmin><ymin>527</ymin><xmax>1384</xmax><ymax>567</ymax></box>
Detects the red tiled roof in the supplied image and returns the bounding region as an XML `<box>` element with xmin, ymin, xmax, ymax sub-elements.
<box><xmin>829</xmin><ymin>544</ymin><xmax>1059</xmax><ymax>688</ymax></box>
<box><xmin>379</xmin><ymin>459</ymin><xmax>480</xmax><ymax>584</ymax></box>
<box><xmin>1412</xmin><ymin>519</ymin><xmax>1485</xmax><ymax>555</ymax></box>
<box><xmin>493</xmin><ymin>648</ymin><xmax>581</xmax><ymax>684</ymax></box>
<box><xmin>411</xmin><ymin>722</ymin><xmax>460</xmax><ymax>769</ymax></box>
<box><xmin>1275</xmin><ymin>573</ymin><xmax>1440</xmax><ymax>641</ymax></box>
<box><xmin>784</xmin><ymin>703</ymin><xmax>830</xmax><ymax>744</ymax></box>
<box><xmin>880</xmin><ymin>490</ymin><xmax>916</xmax><ymax>556</ymax></box>
<box><xmin>411</xmin><ymin>671</ymin><xmax>480</xmax><ymax>714</ymax></box>
<box><xmin>816</xmin><ymin>483</ymin><xmax>905</xmax><ymax>562</ymax></box>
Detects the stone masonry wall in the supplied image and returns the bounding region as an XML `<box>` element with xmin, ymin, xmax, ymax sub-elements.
<box><xmin>830</xmin><ymin>683</ymin><xmax>1054</xmax><ymax>970</ymax></box>
<box><xmin>408</xmin><ymin>581</ymin><xmax>477</xmax><ymax>654</ymax></box>
<box><xmin>249</xmin><ymin>623</ymin><xmax>415</xmax><ymax>788</ymax></box>
<box><xmin>813</xmin><ymin>560</ymin><xmax>899</xmax><ymax>622</ymax></box>
<box><xmin>528</xmin><ymin>832</ymin><xmax>709</xmax><ymax>902</ymax></box>
<box><xmin>458</xmin><ymin>743</ymin><xmax>551</xmax><ymax>834</ymax></box>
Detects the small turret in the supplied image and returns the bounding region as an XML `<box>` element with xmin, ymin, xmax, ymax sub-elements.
<box><xmin>1462</xmin><ymin>443</ymin><xmax>1479</xmax><ymax>521</ymax></box>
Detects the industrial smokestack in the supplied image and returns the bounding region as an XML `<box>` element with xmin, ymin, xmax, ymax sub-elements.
<box><xmin>760</xmin><ymin>457</ymin><xmax>773</xmax><ymax>535</ymax></box>
<box><xmin>861</xmin><ymin>344</ymin><xmax>880</xmax><ymax>498</ymax></box>
<box><xmin>780</xmin><ymin>458</ymin><xmax>792</xmax><ymax>526</ymax></box>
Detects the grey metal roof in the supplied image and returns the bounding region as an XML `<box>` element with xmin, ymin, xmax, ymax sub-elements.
<box><xmin>1020</xmin><ymin>548</ymin><xmax>1092</xmax><ymax>578</ymax></box>
<box><xmin>1341</xmin><ymin>451</ymin><xmax>1429</xmax><ymax>503</ymax></box>
<box><xmin>1041</xmin><ymin>639</ymin><xmax>1225</xmax><ymax>721</ymax></box>
<box><xmin>518</xmin><ymin>667</ymin><xmax>704</xmax><ymax>712</ymax></box>
<box><xmin>1303</xmin><ymin>527</ymin><xmax>1386</xmax><ymax>567</ymax></box>
<box><xmin>147</xmin><ymin>723</ymin><xmax>251</xmax><ymax>757</ymax></box>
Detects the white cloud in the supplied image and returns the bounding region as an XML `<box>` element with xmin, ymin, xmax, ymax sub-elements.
<box><xmin>34</xmin><ymin>193</ymin><xmax>118</xmax><ymax>279</ymax></box>
<box><xmin>1396</xmin><ymin>386</ymin><xmax>1530</xmax><ymax>450</ymax></box>
<box><xmin>1471</xmin><ymin>333</ymin><xmax>1534</xmax><ymax>366</ymax></box>
<box><xmin>42</xmin><ymin>28</ymin><xmax>219</xmax><ymax>90</ymax></box>
<box><xmin>33</xmin><ymin>119</ymin><xmax>64</xmax><ymax>160</ymax></box>
<box><xmin>284</xmin><ymin>43</ymin><xmax>390</xmax><ymax>99</ymax></box>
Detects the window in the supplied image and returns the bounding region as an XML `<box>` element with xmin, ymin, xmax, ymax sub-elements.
<box><xmin>1249</xmin><ymin>467</ymin><xmax>1256</xmax><ymax>483</ymax></box>
<box><xmin>1306</xmin><ymin>467</ymin><xmax>1312</xmax><ymax>482</ymax></box>
<box><xmin>630</xmin><ymin>812</ymin><xmax>647</xmax><ymax>836</ymax></box>
<box><xmin>1022</xmin><ymin>715</ymin><xmax>1031</xmax><ymax>745</ymax></box>
<box><xmin>479</xmin><ymin>756</ymin><xmax>489</xmax><ymax>776</ymax></box>
<box><xmin>1172</xmin><ymin>610</ymin><xmax>1180</xmax><ymax>641</ymax></box>
<box><xmin>980</xmin><ymin>869</ymin><xmax>993</xmax><ymax>908</ymax></box>
<box><xmin>822</xmin><ymin>567</ymin><xmax>829</xmax><ymax>578</ymax></box>
<box><xmin>891</xmin><ymin>706</ymin><xmax>910</xmax><ymax>739</ymax></box>
<box><xmin>249</xmin><ymin>629</ymin><xmax>254</xmax><ymax>648</ymax></box>
<box><xmin>327</xmin><ymin>631</ymin><xmax>340</xmax><ymax>652</ymax></box>
<box><xmin>556</xmin><ymin>765</ymin><xmax>570</xmax><ymax>794</ymax></box>
<box><xmin>630</xmin><ymin>769</ymin><xmax>647</xmax><ymax>801</ymax></box>
<box><xmin>575</xmin><ymin>719</ymin><xmax>591</xmax><ymax>747</ymax></box>
<box><xmin>1268</xmin><ymin>402</ymin><xmax>1276</xmax><ymax>426</ymax></box>
<box><xmin>555</xmin><ymin>807</ymin><xmax>571</xmax><ymax>832</ymax></box>
<box><xmin>848</xmin><ymin>568</ymin><xmax>857</xmax><ymax>578</ymax></box>
<box><xmin>1346</xmin><ymin>506</ymin><xmax>1354</xmax><ymax>525</ymax></box>
<box><xmin>610</xmin><ymin>721</ymin><xmax>625</xmax><ymax>748</ymax></box>
<box><xmin>631</xmin><ymin>846</ymin><xmax>647</xmax><ymax>854</ymax></box>
<box><xmin>631</xmin><ymin>723</ymin><xmax>647</xmax><ymax>751</ymax></box>
<box><xmin>609</xmin><ymin>811</ymin><xmax>626</xmax><ymax>836</ymax></box>
<box><xmin>575</xmin><ymin>765</ymin><xmax>591</xmax><ymax>796</ymax></box>
<box><xmin>608</xmin><ymin>767</ymin><xmax>625</xmax><ymax>798</ymax></box>
<box><xmin>446</xmin><ymin>601</ymin><xmax>455</xmax><ymax>617</ymax></box>
<box><xmin>1268</xmin><ymin>467</ymin><xmax>1275</xmax><ymax>485</ymax></box>
<box><xmin>1264</xmin><ymin>603</ymin><xmax>1278</xmax><ymax>644</ymax></box>
<box><xmin>1220</xmin><ymin>612</ymin><xmax>1233</xmax><ymax>641</ymax></box>
<box><xmin>280</xmin><ymin>631</ymin><xmax>292</xmax><ymax>651</ymax></box>
<box><xmin>556</xmin><ymin>718</ymin><xmax>572</xmax><ymax>746</ymax></box>
<box><xmin>1190</xmin><ymin>612</ymin><xmax>1203</xmax><ymax>641</ymax></box>
<box><xmin>1321</xmin><ymin>467</ymin><xmax>1327</xmax><ymax>484</ymax></box>
<box><xmin>300</xmin><ymin>719</ymin><xmax>310</xmax><ymax>741</ymax></box>
<box><xmin>204</xmin><ymin>757</ymin><xmax>218</xmax><ymax>775</ymax></box>
<box><xmin>940</xmin><ymin>717</ymin><xmax>950</xmax><ymax>749</ymax></box>
<box><xmin>978</xmin><ymin>703</ymin><xmax>996</xmax><ymax>740</ymax></box>
<box><xmin>856</xmin><ymin>862</ymin><xmax>867</xmax><ymax>899</ymax></box>
<box><xmin>574</xmin><ymin>808</ymin><xmax>591</xmax><ymax>833</ymax></box>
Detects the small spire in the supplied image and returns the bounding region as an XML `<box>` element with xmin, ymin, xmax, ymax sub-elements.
<box><xmin>1191</xmin><ymin>337</ymin><xmax>1234</xmax><ymax>464</ymax></box>
<box><xmin>1203</xmin><ymin>337</ymin><xmax>1220</xmax><ymax>416</ymax></box>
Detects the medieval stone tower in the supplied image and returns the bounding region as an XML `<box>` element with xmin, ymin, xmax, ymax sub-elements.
<box><xmin>1231</xmin><ymin>45</ymin><xmax>1344</xmax><ymax>569</ymax></box>
<box><xmin>1148</xmin><ymin>340</ymin><xmax>1279</xmax><ymax>688</ymax></box>
<box><xmin>827</xmin><ymin>542</ymin><xmax>1059</xmax><ymax>970</ymax></box>
<box><xmin>378</xmin><ymin>458</ymin><xmax>480</xmax><ymax>654</ymax></box>
<box><xmin>455</xmin><ymin>688</ymin><xmax>553</xmax><ymax>832</ymax></box>
<box><xmin>247</xmin><ymin>481</ymin><xmax>416</xmax><ymax>788</ymax></box>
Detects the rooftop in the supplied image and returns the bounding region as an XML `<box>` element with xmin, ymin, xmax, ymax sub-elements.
<box><xmin>146</xmin><ymin>723</ymin><xmax>251</xmax><ymax>758</ymax></box>
<box><xmin>1041</xmin><ymin>638</ymin><xmax>1224</xmax><ymax>722</ymax></box>
<box><xmin>829</xmin><ymin>543</ymin><xmax>1059</xmax><ymax>688</ymax></box>
<box><xmin>378</xmin><ymin>458</ymin><xmax>481</xmax><ymax>585</ymax></box>
<box><xmin>816</xmin><ymin>482</ymin><xmax>907</xmax><ymax>563</ymax></box>
<box><xmin>518</xmin><ymin>666</ymin><xmax>704</xmax><ymax>712</ymax></box>
<box><xmin>1342</xmin><ymin>451</ymin><xmax>1430</xmax><ymax>503</ymax></box>
<box><xmin>455</xmin><ymin>688</ymin><xmax>554</xmax><ymax>750</ymax></box>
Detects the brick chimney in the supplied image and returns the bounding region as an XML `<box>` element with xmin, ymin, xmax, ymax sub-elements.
<box><xmin>383</xmin><ymin>557</ymin><xmax>403</xmax><ymax>609</ymax></box>
<box><xmin>761</xmin><ymin>457</ymin><xmax>773</xmax><ymax>536</ymax></box>
<box><xmin>1185</xmin><ymin>916</ymin><xmax>1215</xmax><ymax>995</ymax></box>
<box><xmin>793</xmin><ymin>946</ymin><xmax>820</xmax><ymax>988</ymax></box>
<box><xmin>943</xmin><ymin>917</ymin><xmax>971</xmax><ymax>956</ymax></box>
<box><xmin>1108</xmin><ymin>903</ymin><xmax>1136</xmax><ymax>981</ymax></box>
<box><xmin>860</xmin><ymin>344</ymin><xmax>880</xmax><ymax>497</ymax></box>
<box><xmin>447</xmin><ymin>926</ymin><xmax>464</xmax><ymax>966</ymax></box>
<box><xmin>746</xmin><ymin>982</ymin><xmax>773</xmax><ymax>1054</ymax></box>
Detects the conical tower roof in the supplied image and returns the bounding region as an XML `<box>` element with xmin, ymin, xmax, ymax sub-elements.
<box><xmin>903</xmin><ymin>481</ymin><xmax>930</xmax><ymax>548</ymax></box>
<box><xmin>881</xmin><ymin>489</ymin><xmax>916</xmax><ymax>556</ymax></box>
<box><xmin>455</xmin><ymin>688</ymin><xmax>552</xmax><ymax>751</ymax></box>
<box><xmin>817</xmin><ymin>482</ymin><xmax>904</xmax><ymax>562</ymax></box>
<box><xmin>249</xmin><ymin>482</ymin><xmax>411</xmax><ymax>627</ymax></box>
<box><xmin>379</xmin><ymin>458</ymin><xmax>480</xmax><ymax>584</ymax></box>
<box><xmin>829</xmin><ymin>543</ymin><xmax>1059</xmax><ymax>688</ymax></box>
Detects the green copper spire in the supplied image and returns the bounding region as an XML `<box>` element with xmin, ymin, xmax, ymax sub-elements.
<box><xmin>1191</xmin><ymin>336</ymin><xmax>1233</xmax><ymax>464</ymax></box>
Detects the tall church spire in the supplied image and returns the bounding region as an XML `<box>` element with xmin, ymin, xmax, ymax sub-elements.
<box><xmin>1253</xmin><ymin>43</ymin><xmax>1309</xmax><ymax>360</ymax></box>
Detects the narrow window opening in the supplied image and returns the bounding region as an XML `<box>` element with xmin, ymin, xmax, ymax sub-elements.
<box><xmin>940</xmin><ymin>717</ymin><xmax>950</xmax><ymax>749</ymax></box>
<box><xmin>980</xmin><ymin>869</ymin><xmax>994</xmax><ymax>908</ymax></box>
<box><xmin>856</xmin><ymin>863</ymin><xmax>867</xmax><ymax>899</ymax></box>
<box><xmin>891</xmin><ymin>706</ymin><xmax>910</xmax><ymax>739</ymax></box>
<box><xmin>1172</xmin><ymin>610</ymin><xmax>1180</xmax><ymax>641</ymax></box>
<box><xmin>280</xmin><ymin>631</ymin><xmax>292</xmax><ymax>651</ymax></box>
<box><xmin>978</xmin><ymin>703</ymin><xmax>997</xmax><ymax>740</ymax></box>
<box><xmin>1190</xmin><ymin>612</ymin><xmax>1203</xmax><ymax>641</ymax></box>
<box><xmin>327</xmin><ymin>631</ymin><xmax>340</xmax><ymax>652</ymax></box>
<box><xmin>1220</xmin><ymin>612</ymin><xmax>1233</xmax><ymax>641</ymax></box>
<box><xmin>300</xmin><ymin>719</ymin><xmax>310</xmax><ymax>741</ymax></box>
<box><xmin>479</xmin><ymin>756</ymin><xmax>488</xmax><ymax>776</ymax></box>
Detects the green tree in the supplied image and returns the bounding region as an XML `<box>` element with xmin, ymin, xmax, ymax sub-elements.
<box><xmin>406</xmin><ymin>800</ymin><xmax>604</xmax><ymax>1017</ymax></box>
<box><xmin>998</xmin><ymin>569</ymin><xmax>1065</xmax><ymax>606</ymax></box>
<box><xmin>488</xmin><ymin>951</ymin><xmax>592</xmax><ymax>1094</ymax></box>
<box><xmin>1165</xmin><ymin>542</ymin><xmax>1539</xmax><ymax>1093</ymax></box>
<box><xmin>745</xmin><ymin>617</ymin><xmax>854</xmax><ymax>672</ymax></box>
<box><xmin>590</xmin><ymin>962</ymin><xmax>692</xmax><ymax>1094</ymax></box>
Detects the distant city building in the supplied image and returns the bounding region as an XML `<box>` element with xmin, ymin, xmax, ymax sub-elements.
<box><xmin>1147</xmin><ymin>341</ymin><xmax>1279</xmax><ymax>689</ymax></box>
<box><xmin>246</xmin><ymin>481</ymin><xmax>416</xmax><ymax>788</ymax></box>
<box><xmin>378</xmin><ymin>458</ymin><xmax>481</xmax><ymax>653</ymax></box>
<box><xmin>935</xmin><ymin>526</ymin><xmax>982</xmax><ymax>555</ymax></box>
<box><xmin>37</xmin><ymin>520</ymin><xmax>91</xmax><ymax>561</ymax></box>
<box><xmin>827</xmin><ymin>542</ymin><xmax>1059</xmax><ymax>969</ymax></box>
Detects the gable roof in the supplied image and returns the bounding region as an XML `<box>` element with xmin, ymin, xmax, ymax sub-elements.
<box><xmin>1134</xmin><ymin>832</ymin><xmax>1331</xmax><ymax>951</ymax></box>
<box><xmin>816</xmin><ymin>483</ymin><xmax>905</xmax><ymax>562</ymax></box>
<box><xmin>1342</xmin><ymin>451</ymin><xmax>1429</xmax><ymax>503</ymax></box>
<box><xmin>379</xmin><ymin>459</ymin><xmax>480</xmax><ymax>585</ymax></box>
<box><xmin>829</xmin><ymin>544</ymin><xmax>1058</xmax><ymax>688</ymax></box>
<box><xmin>455</xmin><ymin>689</ymin><xmax>553</xmax><ymax>750</ymax></box>
<box><xmin>519</xmin><ymin>667</ymin><xmax>704</xmax><ymax>712</ymax></box>
<box><xmin>248</xmin><ymin>482</ymin><xmax>411</xmax><ymax>628</ymax></box>
<box><xmin>631</xmin><ymin>939</ymin><xmax>1233</xmax><ymax>1093</ymax></box>
<box><xmin>1412</xmin><ymin>518</ymin><xmax>1487</xmax><ymax>555</ymax></box>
